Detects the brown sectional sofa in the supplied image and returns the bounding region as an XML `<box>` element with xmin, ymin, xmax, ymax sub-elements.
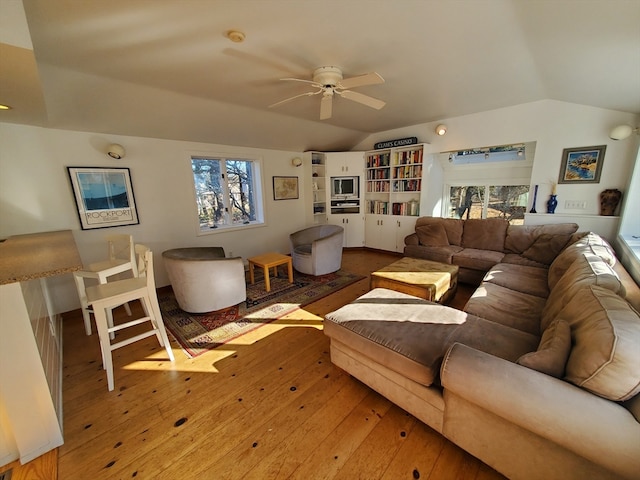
<box><xmin>404</xmin><ymin>216</ymin><xmax>581</xmax><ymax>284</ymax></box>
<box><xmin>324</xmin><ymin>224</ymin><xmax>640</xmax><ymax>480</ymax></box>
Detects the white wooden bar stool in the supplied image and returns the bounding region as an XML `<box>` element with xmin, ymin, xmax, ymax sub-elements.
<box><xmin>85</xmin><ymin>244</ymin><xmax>175</xmax><ymax>391</ymax></box>
<box><xmin>73</xmin><ymin>234</ymin><xmax>138</xmax><ymax>336</ymax></box>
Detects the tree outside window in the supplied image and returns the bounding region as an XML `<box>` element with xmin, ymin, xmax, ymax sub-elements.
<box><xmin>191</xmin><ymin>157</ymin><xmax>262</xmax><ymax>231</ymax></box>
<box><xmin>448</xmin><ymin>185</ymin><xmax>528</xmax><ymax>224</ymax></box>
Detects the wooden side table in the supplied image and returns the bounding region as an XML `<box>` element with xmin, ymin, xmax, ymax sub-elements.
<box><xmin>247</xmin><ymin>252</ymin><xmax>293</xmax><ymax>292</ymax></box>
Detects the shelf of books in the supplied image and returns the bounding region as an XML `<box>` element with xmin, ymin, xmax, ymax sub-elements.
<box><xmin>364</xmin><ymin>144</ymin><xmax>424</xmax><ymax>217</ymax></box>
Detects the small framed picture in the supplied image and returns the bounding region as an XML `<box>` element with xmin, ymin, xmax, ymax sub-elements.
<box><xmin>273</xmin><ymin>176</ymin><xmax>299</xmax><ymax>200</ymax></box>
<box><xmin>558</xmin><ymin>145</ymin><xmax>606</xmax><ymax>184</ymax></box>
<box><xmin>67</xmin><ymin>167</ymin><xmax>139</xmax><ymax>229</ymax></box>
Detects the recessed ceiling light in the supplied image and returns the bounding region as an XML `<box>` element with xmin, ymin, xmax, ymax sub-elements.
<box><xmin>0</xmin><ymin>104</ymin><xmax>12</xmax><ymax>110</ymax></box>
<box><xmin>226</xmin><ymin>30</ymin><xmax>246</xmax><ymax>43</ymax></box>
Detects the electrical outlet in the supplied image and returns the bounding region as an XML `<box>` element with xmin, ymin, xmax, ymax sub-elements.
<box><xmin>565</xmin><ymin>200</ymin><xmax>587</xmax><ymax>209</ymax></box>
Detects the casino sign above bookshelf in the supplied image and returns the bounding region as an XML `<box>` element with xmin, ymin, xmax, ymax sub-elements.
<box><xmin>365</xmin><ymin>144</ymin><xmax>424</xmax><ymax>216</ymax></box>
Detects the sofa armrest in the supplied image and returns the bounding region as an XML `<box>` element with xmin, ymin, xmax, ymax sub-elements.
<box><xmin>405</xmin><ymin>233</ymin><xmax>419</xmax><ymax>246</ymax></box>
<box><xmin>441</xmin><ymin>343</ymin><xmax>640</xmax><ymax>478</ymax></box>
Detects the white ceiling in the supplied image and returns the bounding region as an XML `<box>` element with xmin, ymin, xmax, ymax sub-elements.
<box><xmin>1</xmin><ymin>0</ymin><xmax>639</xmax><ymax>152</ymax></box>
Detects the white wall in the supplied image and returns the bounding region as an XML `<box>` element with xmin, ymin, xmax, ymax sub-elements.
<box><xmin>354</xmin><ymin>99</ymin><xmax>639</xmax><ymax>216</ymax></box>
<box><xmin>0</xmin><ymin>123</ymin><xmax>307</xmax><ymax>313</ymax></box>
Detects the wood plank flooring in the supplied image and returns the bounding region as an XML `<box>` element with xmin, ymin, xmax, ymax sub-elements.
<box><xmin>28</xmin><ymin>249</ymin><xmax>503</xmax><ymax>479</ymax></box>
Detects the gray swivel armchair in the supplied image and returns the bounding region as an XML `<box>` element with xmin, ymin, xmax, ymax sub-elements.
<box><xmin>289</xmin><ymin>225</ymin><xmax>344</xmax><ymax>276</ymax></box>
<box><xmin>162</xmin><ymin>247</ymin><xmax>246</xmax><ymax>313</ymax></box>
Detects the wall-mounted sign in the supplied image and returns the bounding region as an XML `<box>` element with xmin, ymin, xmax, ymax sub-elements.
<box><xmin>374</xmin><ymin>137</ymin><xmax>418</xmax><ymax>150</ymax></box>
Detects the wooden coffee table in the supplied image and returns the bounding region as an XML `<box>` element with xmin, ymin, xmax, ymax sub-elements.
<box><xmin>247</xmin><ymin>252</ymin><xmax>293</xmax><ymax>292</ymax></box>
<box><xmin>370</xmin><ymin>257</ymin><xmax>459</xmax><ymax>304</ymax></box>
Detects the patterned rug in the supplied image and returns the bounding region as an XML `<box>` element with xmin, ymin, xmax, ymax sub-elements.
<box><xmin>158</xmin><ymin>269</ymin><xmax>364</xmax><ymax>357</ymax></box>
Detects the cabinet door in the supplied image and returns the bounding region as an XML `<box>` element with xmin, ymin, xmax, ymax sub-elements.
<box><xmin>364</xmin><ymin>215</ymin><xmax>396</xmax><ymax>251</ymax></box>
<box><xmin>328</xmin><ymin>214</ymin><xmax>365</xmax><ymax>248</ymax></box>
<box><xmin>326</xmin><ymin>152</ymin><xmax>364</xmax><ymax>177</ymax></box>
<box><xmin>394</xmin><ymin>216</ymin><xmax>418</xmax><ymax>252</ymax></box>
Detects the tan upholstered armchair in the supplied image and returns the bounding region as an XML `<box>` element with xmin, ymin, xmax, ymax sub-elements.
<box><xmin>289</xmin><ymin>225</ymin><xmax>344</xmax><ymax>276</ymax></box>
<box><xmin>162</xmin><ymin>247</ymin><xmax>246</xmax><ymax>313</ymax></box>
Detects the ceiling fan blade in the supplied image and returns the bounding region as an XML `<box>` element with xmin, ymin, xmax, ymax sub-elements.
<box><xmin>338</xmin><ymin>72</ymin><xmax>385</xmax><ymax>90</ymax></box>
<box><xmin>320</xmin><ymin>94</ymin><xmax>333</xmax><ymax>120</ymax></box>
<box><xmin>339</xmin><ymin>90</ymin><xmax>386</xmax><ymax>110</ymax></box>
<box><xmin>280</xmin><ymin>77</ymin><xmax>322</xmax><ymax>87</ymax></box>
<box><xmin>269</xmin><ymin>90</ymin><xmax>321</xmax><ymax>109</ymax></box>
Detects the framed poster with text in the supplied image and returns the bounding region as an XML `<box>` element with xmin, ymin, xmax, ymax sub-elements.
<box><xmin>67</xmin><ymin>167</ymin><xmax>139</xmax><ymax>229</ymax></box>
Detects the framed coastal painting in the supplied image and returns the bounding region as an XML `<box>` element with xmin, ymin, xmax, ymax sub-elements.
<box><xmin>557</xmin><ymin>145</ymin><xmax>606</xmax><ymax>184</ymax></box>
<box><xmin>67</xmin><ymin>167</ymin><xmax>139</xmax><ymax>229</ymax></box>
<box><xmin>273</xmin><ymin>176</ymin><xmax>299</xmax><ymax>200</ymax></box>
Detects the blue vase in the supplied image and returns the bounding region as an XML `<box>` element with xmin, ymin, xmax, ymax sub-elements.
<box><xmin>547</xmin><ymin>194</ymin><xmax>558</xmax><ymax>214</ymax></box>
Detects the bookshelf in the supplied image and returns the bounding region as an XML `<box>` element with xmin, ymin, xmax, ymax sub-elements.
<box><xmin>310</xmin><ymin>152</ymin><xmax>327</xmax><ymax>224</ymax></box>
<box><xmin>365</xmin><ymin>144</ymin><xmax>424</xmax><ymax>217</ymax></box>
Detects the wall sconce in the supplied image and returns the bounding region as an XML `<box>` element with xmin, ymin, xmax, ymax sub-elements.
<box><xmin>435</xmin><ymin>124</ymin><xmax>447</xmax><ymax>136</ymax></box>
<box><xmin>609</xmin><ymin>125</ymin><xmax>639</xmax><ymax>140</ymax></box>
<box><xmin>107</xmin><ymin>143</ymin><xmax>126</xmax><ymax>159</ymax></box>
<box><xmin>291</xmin><ymin>157</ymin><xmax>303</xmax><ymax>167</ymax></box>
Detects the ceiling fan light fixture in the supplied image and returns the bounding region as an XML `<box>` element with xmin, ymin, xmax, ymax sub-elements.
<box><xmin>609</xmin><ymin>124</ymin><xmax>638</xmax><ymax>140</ymax></box>
<box><xmin>435</xmin><ymin>124</ymin><xmax>447</xmax><ymax>136</ymax></box>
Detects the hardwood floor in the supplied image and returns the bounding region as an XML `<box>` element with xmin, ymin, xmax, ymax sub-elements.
<box><xmin>49</xmin><ymin>249</ymin><xmax>503</xmax><ymax>479</ymax></box>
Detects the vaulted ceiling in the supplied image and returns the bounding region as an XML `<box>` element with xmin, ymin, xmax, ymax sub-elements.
<box><xmin>1</xmin><ymin>0</ymin><xmax>639</xmax><ymax>152</ymax></box>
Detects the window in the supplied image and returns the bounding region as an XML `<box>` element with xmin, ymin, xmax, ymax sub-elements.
<box><xmin>448</xmin><ymin>184</ymin><xmax>529</xmax><ymax>224</ymax></box>
<box><xmin>191</xmin><ymin>156</ymin><xmax>264</xmax><ymax>232</ymax></box>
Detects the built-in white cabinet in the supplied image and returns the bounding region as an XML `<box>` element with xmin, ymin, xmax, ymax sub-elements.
<box><xmin>325</xmin><ymin>151</ymin><xmax>363</xmax><ymax>177</ymax></box>
<box><xmin>365</xmin><ymin>215</ymin><xmax>417</xmax><ymax>252</ymax></box>
<box><xmin>328</xmin><ymin>214</ymin><xmax>365</xmax><ymax>248</ymax></box>
<box><xmin>324</xmin><ymin>151</ymin><xmax>366</xmax><ymax>247</ymax></box>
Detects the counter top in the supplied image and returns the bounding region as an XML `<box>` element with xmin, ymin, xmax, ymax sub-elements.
<box><xmin>0</xmin><ymin>230</ymin><xmax>82</xmax><ymax>285</ymax></box>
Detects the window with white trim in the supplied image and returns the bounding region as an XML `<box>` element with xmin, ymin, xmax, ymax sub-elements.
<box><xmin>190</xmin><ymin>156</ymin><xmax>264</xmax><ymax>232</ymax></box>
<box><xmin>447</xmin><ymin>184</ymin><xmax>529</xmax><ymax>225</ymax></box>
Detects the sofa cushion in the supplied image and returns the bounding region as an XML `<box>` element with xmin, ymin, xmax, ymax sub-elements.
<box><xmin>452</xmin><ymin>248</ymin><xmax>505</xmax><ymax>271</ymax></box>
<box><xmin>415</xmin><ymin>217</ymin><xmax>464</xmax><ymax>245</ymax></box>
<box><xmin>323</xmin><ymin>288</ymin><xmax>538</xmax><ymax>387</ymax></box>
<box><xmin>504</xmin><ymin>223</ymin><xmax>579</xmax><ymax>254</ymax></box>
<box><xmin>482</xmin><ymin>263</ymin><xmax>549</xmax><ymax>298</ymax></box>
<box><xmin>548</xmin><ymin>232</ymin><xmax>617</xmax><ymax>289</ymax></box>
<box><xmin>404</xmin><ymin>244</ymin><xmax>463</xmax><ymax>264</ymax></box>
<box><xmin>500</xmin><ymin>253</ymin><xmax>548</xmax><ymax>269</ymax></box>
<box><xmin>563</xmin><ymin>285</ymin><xmax>640</xmax><ymax>401</ymax></box>
<box><xmin>462</xmin><ymin>218</ymin><xmax>509</xmax><ymax>252</ymax></box>
<box><xmin>517</xmin><ymin>318</ymin><xmax>571</xmax><ymax>378</ymax></box>
<box><xmin>521</xmin><ymin>233</ymin><xmax>573</xmax><ymax>265</ymax></box>
<box><xmin>416</xmin><ymin>223</ymin><xmax>449</xmax><ymax>246</ymax></box>
<box><xmin>464</xmin><ymin>282</ymin><xmax>546</xmax><ymax>335</ymax></box>
<box><xmin>541</xmin><ymin>253</ymin><xmax>624</xmax><ymax>331</ymax></box>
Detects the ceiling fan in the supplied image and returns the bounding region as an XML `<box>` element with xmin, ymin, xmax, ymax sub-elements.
<box><xmin>269</xmin><ymin>66</ymin><xmax>386</xmax><ymax>120</ymax></box>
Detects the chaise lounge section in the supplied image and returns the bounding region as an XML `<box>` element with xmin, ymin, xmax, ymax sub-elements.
<box><xmin>324</xmin><ymin>227</ymin><xmax>640</xmax><ymax>480</ymax></box>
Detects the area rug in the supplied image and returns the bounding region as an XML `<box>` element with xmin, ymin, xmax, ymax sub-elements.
<box><xmin>158</xmin><ymin>269</ymin><xmax>364</xmax><ymax>357</ymax></box>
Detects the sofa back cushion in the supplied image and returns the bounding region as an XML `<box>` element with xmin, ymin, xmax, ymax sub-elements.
<box><xmin>504</xmin><ymin>223</ymin><xmax>579</xmax><ymax>254</ymax></box>
<box><xmin>563</xmin><ymin>285</ymin><xmax>640</xmax><ymax>401</ymax></box>
<box><xmin>416</xmin><ymin>223</ymin><xmax>449</xmax><ymax>246</ymax></box>
<box><xmin>521</xmin><ymin>233</ymin><xmax>573</xmax><ymax>265</ymax></box>
<box><xmin>462</xmin><ymin>218</ymin><xmax>509</xmax><ymax>252</ymax></box>
<box><xmin>415</xmin><ymin>217</ymin><xmax>464</xmax><ymax>246</ymax></box>
<box><xmin>541</xmin><ymin>253</ymin><xmax>624</xmax><ymax>331</ymax></box>
<box><xmin>517</xmin><ymin>318</ymin><xmax>571</xmax><ymax>378</ymax></box>
<box><xmin>548</xmin><ymin>232</ymin><xmax>617</xmax><ymax>289</ymax></box>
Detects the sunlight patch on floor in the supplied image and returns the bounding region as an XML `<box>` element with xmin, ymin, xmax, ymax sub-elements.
<box><xmin>120</xmin><ymin>307</ymin><xmax>324</xmax><ymax>373</ymax></box>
